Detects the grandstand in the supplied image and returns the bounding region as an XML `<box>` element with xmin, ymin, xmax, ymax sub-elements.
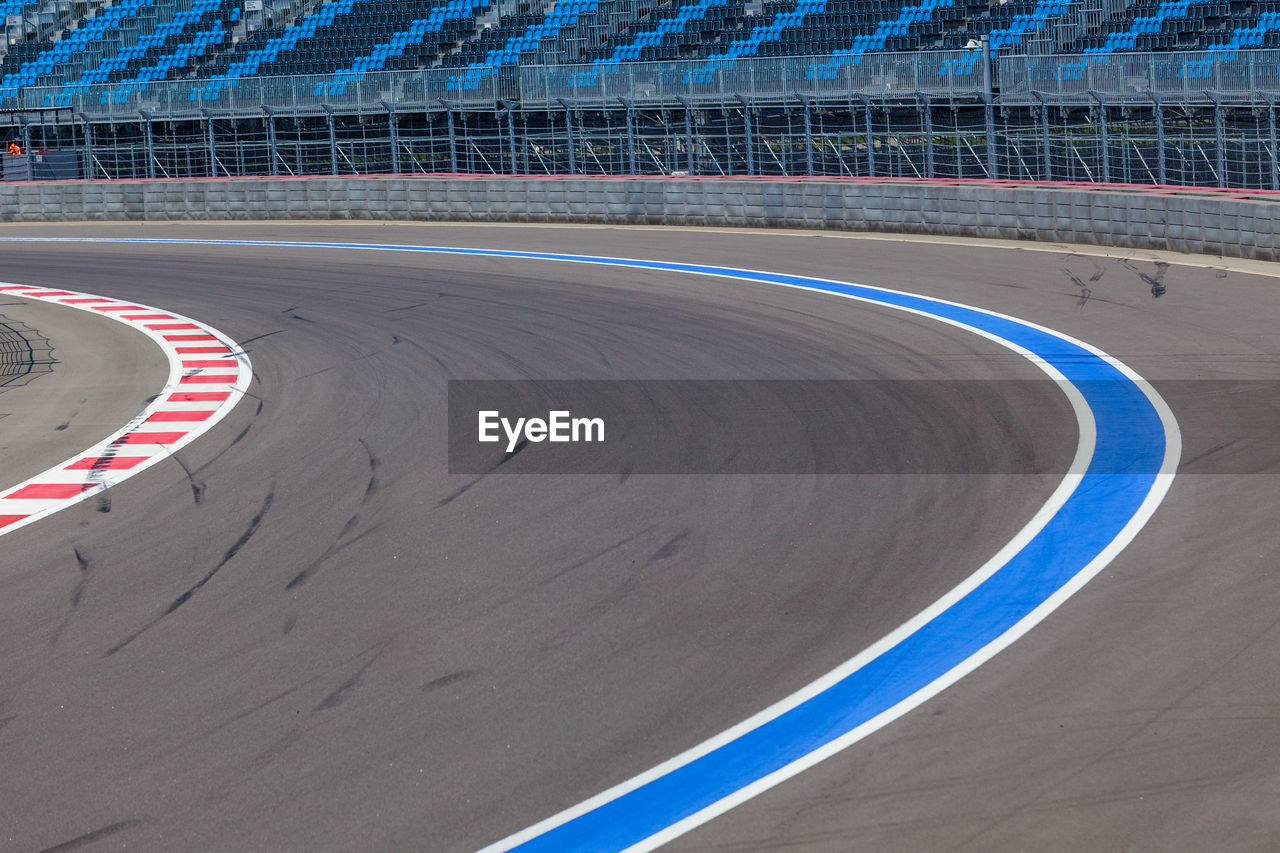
<box><xmin>0</xmin><ymin>0</ymin><xmax>1278</xmax><ymax>188</ymax></box>
<box><xmin>2</xmin><ymin>0</ymin><xmax>1278</xmax><ymax>92</ymax></box>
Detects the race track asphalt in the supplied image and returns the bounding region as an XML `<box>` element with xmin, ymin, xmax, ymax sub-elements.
<box><xmin>0</xmin><ymin>222</ymin><xmax>1277</xmax><ymax>852</ymax></box>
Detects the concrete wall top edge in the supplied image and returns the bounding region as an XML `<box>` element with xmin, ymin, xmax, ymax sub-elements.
<box><xmin>0</xmin><ymin>174</ymin><xmax>1276</xmax><ymax>263</ymax></box>
<box><xmin>7</xmin><ymin>173</ymin><xmax>1280</xmax><ymax>203</ymax></box>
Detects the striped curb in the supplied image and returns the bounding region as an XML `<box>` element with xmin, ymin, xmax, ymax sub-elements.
<box><xmin>0</xmin><ymin>282</ymin><xmax>251</xmax><ymax>536</ymax></box>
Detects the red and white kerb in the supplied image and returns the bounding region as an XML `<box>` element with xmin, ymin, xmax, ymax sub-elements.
<box><xmin>0</xmin><ymin>283</ymin><xmax>251</xmax><ymax>535</ymax></box>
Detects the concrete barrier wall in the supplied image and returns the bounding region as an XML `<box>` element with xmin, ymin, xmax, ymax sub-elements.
<box><xmin>1</xmin><ymin>175</ymin><xmax>1276</xmax><ymax>261</ymax></box>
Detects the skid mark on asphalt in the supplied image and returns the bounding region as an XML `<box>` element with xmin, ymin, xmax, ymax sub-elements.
<box><xmin>359</xmin><ymin>437</ymin><xmax>380</xmax><ymax>501</ymax></box>
<box><xmin>422</xmin><ymin>669</ymin><xmax>483</xmax><ymax>694</ymax></box>
<box><xmin>169</xmin><ymin>453</ymin><xmax>206</xmax><ymax>505</ymax></box>
<box><xmin>49</xmin><ymin>546</ymin><xmax>93</xmax><ymax>649</ymax></box>
<box><xmin>285</xmin><ymin>520</ymin><xmax>382</xmax><ymax>590</ymax></box>
<box><xmin>69</xmin><ymin>546</ymin><xmax>91</xmax><ymax>608</ymax></box>
<box><xmin>106</xmin><ymin>483</ymin><xmax>275</xmax><ymax>656</ymax></box>
<box><xmin>477</xmin><ymin>526</ymin><xmax>659</xmax><ymax>618</ymax></box>
<box><xmin>1122</xmin><ymin>259</ymin><xmax>1171</xmax><ymax>298</ymax></box>
<box><xmin>36</xmin><ymin>819</ymin><xmax>146</xmax><ymax>853</ymax></box>
<box><xmin>314</xmin><ymin>641</ymin><xmax>391</xmax><ymax>714</ymax></box>
<box><xmin>437</xmin><ymin>475</ymin><xmax>484</xmax><ymax>508</ymax></box>
<box><xmin>202</xmin><ymin>676</ymin><xmax>324</xmax><ymax>741</ymax></box>
<box><xmin>190</xmin><ymin>422</ymin><xmax>255</xmax><ymax>479</ymax></box>
<box><xmin>238</xmin><ymin>329</ymin><xmax>287</xmax><ymax>345</ymax></box>
<box><xmin>649</xmin><ymin>529</ymin><xmax>692</xmax><ymax>563</ymax></box>
<box><xmin>436</xmin><ymin>437</ymin><xmax>532</xmax><ymax>508</ymax></box>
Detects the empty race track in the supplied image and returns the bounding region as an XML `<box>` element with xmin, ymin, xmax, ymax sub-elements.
<box><xmin>1</xmin><ymin>222</ymin><xmax>1278</xmax><ymax>852</ymax></box>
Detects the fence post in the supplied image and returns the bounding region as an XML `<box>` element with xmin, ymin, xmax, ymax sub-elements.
<box><xmin>736</xmin><ymin>93</ymin><xmax>754</xmax><ymax>176</ymax></box>
<box><xmin>796</xmin><ymin>93</ymin><xmax>814</xmax><ymax>176</ymax></box>
<box><xmin>508</xmin><ymin>108</ymin><xmax>518</xmax><ymax>175</ymax></box>
<box><xmin>440</xmin><ymin>99</ymin><xmax>458</xmax><ymax>173</ymax></box>
<box><xmin>323</xmin><ymin>104</ymin><xmax>338</xmax><ymax>176</ymax></box>
<box><xmin>920</xmin><ymin>93</ymin><xmax>934</xmax><ymax>179</ymax></box>
<box><xmin>677</xmin><ymin>95</ymin><xmax>694</xmax><ymax>174</ymax></box>
<box><xmin>620</xmin><ymin>96</ymin><xmax>637</xmax><ymax>175</ymax></box>
<box><xmin>19</xmin><ymin>115</ymin><xmax>33</xmax><ymax>181</ymax></box>
<box><xmin>1032</xmin><ymin>92</ymin><xmax>1051</xmax><ymax>181</ymax></box>
<box><xmin>499</xmin><ymin>100</ymin><xmax>518</xmax><ymax>174</ymax></box>
<box><xmin>139</xmin><ymin>110</ymin><xmax>155</xmax><ymax>180</ymax></box>
<box><xmin>200</xmin><ymin>108</ymin><xmax>215</xmax><ymax>177</ymax></box>
<box><xmin>382</xmin><ymin>100</ymin><xmax>400</xmax><ymax>174</ymax></box>
<box><xmin>77</xmin><ymin>111</ymin><xmax>94</xmax><ymax>180</ymax></box>
<box><xmin>1269</xmin><ymin>95</ymin><xmax>1278</xmax><ymax>191</ymax></box>
<box><xmin>263</xmin><ymin>106</ymin><xmax>278</xmax><ymax>176</ymax></box>
<box><xmin>859</xmin><ymin>93</ymin><xmax>875</xmax><ymax>177</ymax></box>
<box><xmin>1148</xmin><ymin>91</ymin><xmax>1166</xmax><ymax>185</ymax></box>
<box><xmin>1206</xmin><ymin>91</ymin><xmax>1226</xmax><ymax>188</ymax></box>
<box><xmin>557</xmin><ymin>98</ymin><xmax>576</xmax><ymax>174</ymax></box>
<box><xmin>981</xmin><ymin>35</ymin><xmax>992</xmax><ymax>101</ymax></box>
<box><xmin>983</xmin><ymin>92</ymin><xmax>998</xmax><ymax>179</ymax></box>
<box><xmin>1089</xmin><ymin>91</ymin><xmax>1108</xmax><ymax>184</ymax></box>
<box><xmin>499</xmin><ymin>98</ymin><xmax>519</xmax><ymax>174</ymax></box>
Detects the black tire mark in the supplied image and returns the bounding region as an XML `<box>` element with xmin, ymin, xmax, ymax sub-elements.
<box><xmin>106</xmin><ymin>483</ymin><xmax>275</xmax><ymax>656</ymax></box>
<box><xmin>36</xmin><ymin>820</ymin><xmax>145</xmax><ymax>853</ymax></box>
<box><xmin>313</xmin><ymin>642</ymin><xmax>390</xmax><ymax>713</ymax></box>
<box><xmin>649</xmin><ymin>528</ymin><xmax>692</xmax><ymax>563</ymax></box>
<box><xmin>284</xmin><ymin>523</ymin><xmax>382</xmax><ymax>590</ymax></box>
<box><xmin>359</xmin><ymin>438</ymin><xmax>381</xmax><ymax>501</ymax></box>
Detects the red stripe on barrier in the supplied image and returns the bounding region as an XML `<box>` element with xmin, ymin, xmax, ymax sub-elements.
<box><xmin>23</xmin><ymin>290</ymin><xmax>76</xmax><ymax>297</ymax></box>
<box><xmin>66</xmin><ymin>456</ymin><xmax>148</xmax><ymax>470</ymax></box>
<box><xmin>168</xmin><ymin>391</ymin><xmax>230</xmax><ymax>402</ymax></box>
<box><xmin>93</xmin><ymin>305</ymin><xmax>147</xmax><ymax>312</ymax></box>
<box><xmin>0</xmin><ymin>515</ymin><xmax>28</xmax><ymax>528</ymax></box>
<box><xmin>123</xmin><ymin>314</ymin><xmax>176</xmax><ymax>320</ymax></box>
<box><xmin>114</xmin><ymin>431</ymin><xmax>187</xmax><ymax>445</ymax></box>
<box><xmin>182</xmin><ymin>360</ymin><xmax>238</xmax><ymax>369</ymax></box>
<box><xmin>146</xmin><ymin>410</ymin><xmax>213</xmax><ymax>422</ymax></box>
<box><xmin>61</xmin><ymin>298</ymin><xmax>113</xmax><ymax>304</ymax></box>
<box><xmin>179</xmin><ymin>373</ymin><xmax>238</xmax><ymax>384</ymax></box>
<box><xmin>146</xmin><ymin>323</ymin><xmax>202</xmax><ymax>330</ymax></box>
<box><xmin>165</xmin><ymin>334</ymin><xmax>219</xmax><ymax>341</ymax></box>
<box><xmin>6</xmin><ymin>483</ymin><xmax>96</xmax><ymax>500</ymax></box>
<box><xmin>176</xmin><ymin>346</ymin><xmax>233</xmax><ymax>354</ymax></box>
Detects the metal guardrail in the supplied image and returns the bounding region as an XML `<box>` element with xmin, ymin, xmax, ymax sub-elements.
<box><xmin>5</xmin><ymin>48</ymin><xmax>1280</xmax><ymax>119</ymax></box>
<box><xmin>4</xmin><ymin>51</ymin><xmax>986</xmax><ymax>117</ymax></box>
<box><xmin>517</xmin><ymin>51</ymin><xmax>986</xmax><ymax>105</ymax></box>
<box><xmin>1000</xmin><ymin>48</ymin><xmax>1280</xmax><ymax>102</ymax></box>
<box><xmin>10</xmin><ymin>67</ymin><xmax>509</xmax><ymax>118</ymax></box>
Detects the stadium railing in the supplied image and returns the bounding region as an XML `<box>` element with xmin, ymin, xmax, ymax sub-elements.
<box><xmin>1001</xmin><ymin>47</ymin><xmax>1280</xmax><ymax>102</ymax></box>
<box><xmin>11</xmin><ymin>66</ymin><xmax>508</xmax><ymax>118</ymax></box>
<box><xmin>518</xmin><ymin>50</ymin><xmax>983</xmax><ymax>105</ymax></box>
<box><xmin>9</xmin><ymin>47</ymin><xmax>1280</xmax><ymax>118</ymax></box>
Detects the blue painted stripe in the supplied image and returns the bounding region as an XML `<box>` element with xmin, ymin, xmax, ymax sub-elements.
<box><xmin>0</xmin><ymin>237</ymin><xmax>1173</xmax><ymax>851</ymax></box>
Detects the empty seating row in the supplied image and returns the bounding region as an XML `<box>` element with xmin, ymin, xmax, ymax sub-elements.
<box><xmin>8</xmin><ymin>0</ymin><xmax>1280</xmax><ymax>102</ymax></box>
<box><xmin>2</xmin><ymin>0</ymin><xmax>158</xmax><ymax>88</ymax></box>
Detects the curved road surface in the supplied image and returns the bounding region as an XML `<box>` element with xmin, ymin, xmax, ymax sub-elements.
<box><xmin>0</xmin><ymin>223</ymin><xmax>1277</xmax><ymax>852</ymax></box>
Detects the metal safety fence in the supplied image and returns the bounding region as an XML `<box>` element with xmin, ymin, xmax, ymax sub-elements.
<box><xmin>5</xmin><ymin>98</ymin><xmax>1264</xmax><ymax>189</ymax></box>
<box><xmin>3</xmin><ymin>50</ymin><xmax>1280</xmax><ymax>188</ymax></box>
<box><xmin>1000</xmin><ymin>48</ymin><xmax>1280</xmax><ymax>104</ymax></box>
